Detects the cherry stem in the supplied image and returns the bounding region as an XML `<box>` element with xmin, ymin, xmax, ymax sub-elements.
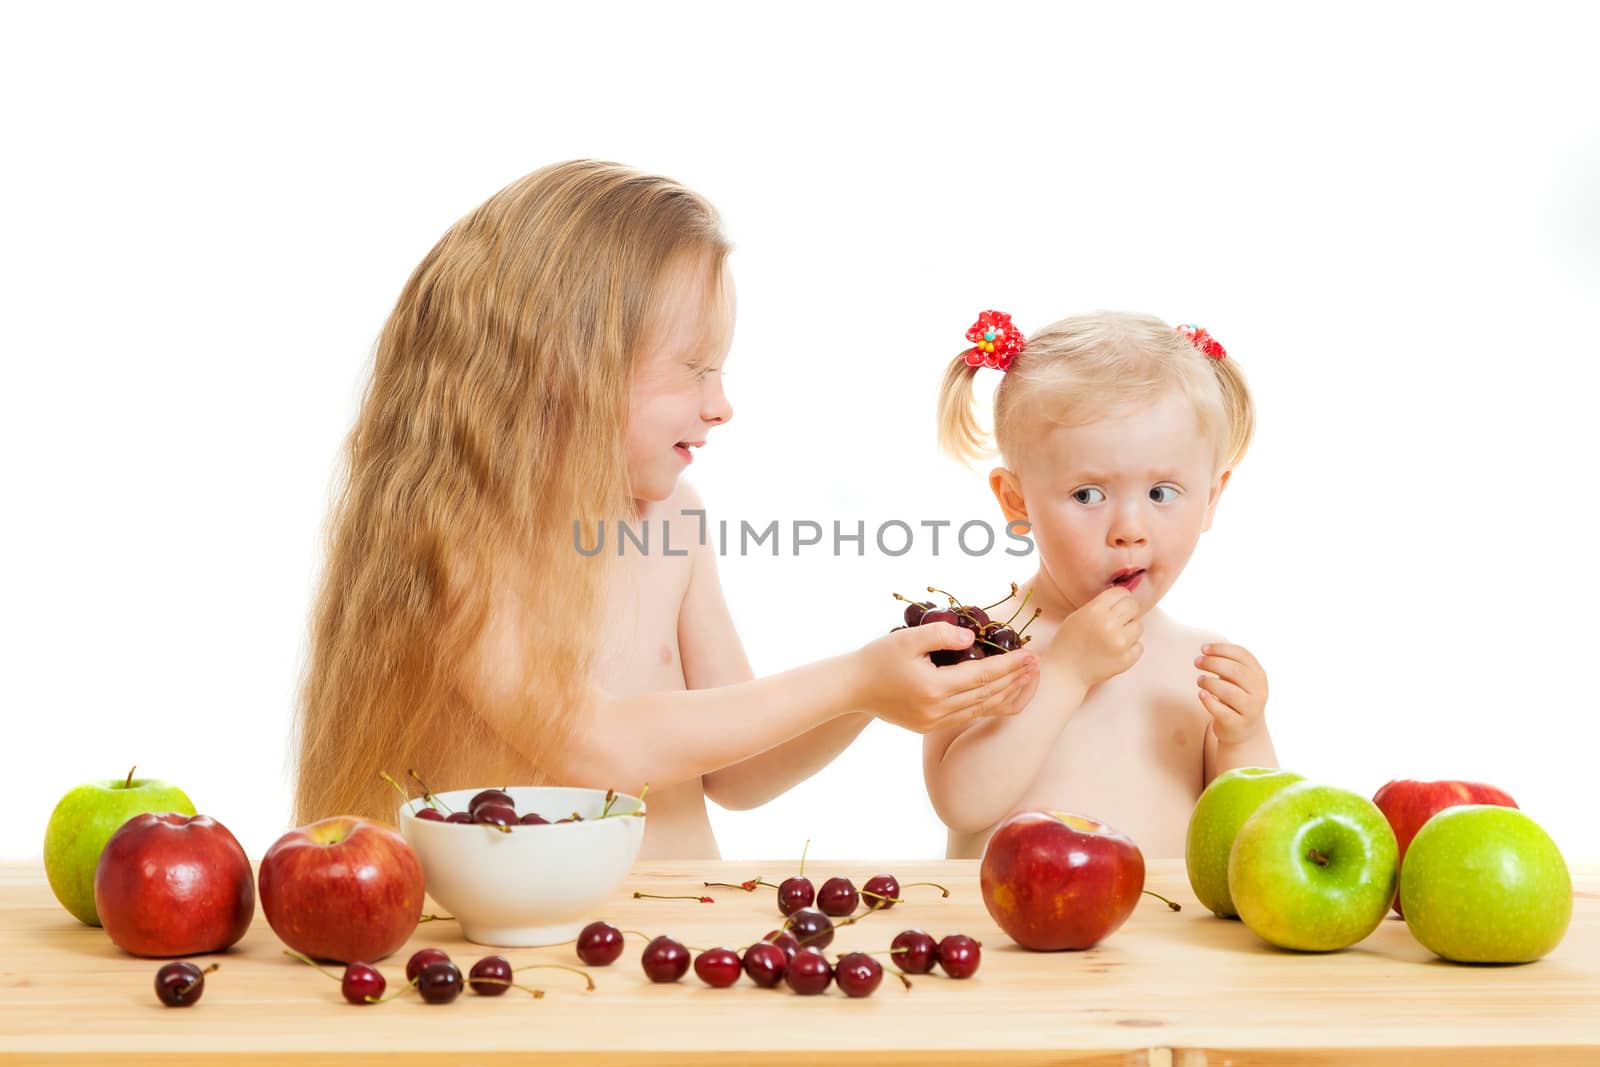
<box><xmin>406</xmin><ymin>769</ymin><xmax>455</xmax><ymax>813</ymax></box>
<box><xmin>620</xmin><ymin>929</ymin><xmax>653</xmax><ymax>941</ymax></box>
<box><xmin>379</xmin><ymin>771</ymin><xmax>432</xmax><ymax>814</ymax></box>
<box><xmin>504</xmin><ymin>963</ymin><xmax>595</xmax><ymax>992</ymax></box>
<box><xmin>798</xmin><ymin>838</ymin><xmax>810</xmax><ymax>878</ymax></box>
<box><xmin>860</xmin><ymin>890</ymin><xmax>904</xmax><ymax>908</ymax></box>
<box><xmin>283</xmin><ymin>948</ymin><xmax>342</xmax><ymax>982</ymax></box>
<box><xmin>703</xmin><ymin>879</ymin><xmax>772</xmax><ymax>892</ymax></box>
<box><xmin>367</xmin><ymin>976</ymin><xmax>422</xmax><ymax>1004</ymax></box>
<box><xmin>598</xmin><ymin>782</ymin><xmax>648</xmax><ymax>820</ymax></box>
<box><xmin>1014</xmin><ymin>607</ymin><xmax>1043</xmax><ymax>639</ymax></box>
<box><xmin>1307</xmin><ymin>848</ymin><xmax>1330</xmax><ymax>867</ymax></box>
<box><xmin>979</xmin><ymin>583</ymin><xmax>1020</xmax><ymax>611</ymax></box>
<box><xmin>974</xmin><ymin>636</ymin><xmax>1009</xmax><ymax>654</ymax></box>
<box><xmin>633</xmin><ymin>892</ymin><xmax>714</xmax><ymax>903</ymax></box>
<box><xmin>1004</xmin><ymin>587</ymin><xmax>1035</xmax><ymax>627</ymax></box>
<box><xmin>900</xmin><ymin>881</ymin><xmax>952</xmax><ymax>898</ymax></box>
<box><xmin>470</xmin><ymin>977</ymin><xmax>546</xmax><ymax>998</ymax></box>
<box><xmin>417</xmin><ymin>913</ymin><xmax>454</xmax><ymax>923</ymax></box>
<box><xmin>124</xmin><ymin>766</ymin><xmax>136</xmax><ymax>790</ymax></box>
<box><xmin>1142</xmin><ymin>889</ymin><xmax>1182</xmax><ymax>912</ymax></box>
<box><xmin>177</xmin><ymin>962</ymin><xmax>219</xmax><ymax>998</ymax></box>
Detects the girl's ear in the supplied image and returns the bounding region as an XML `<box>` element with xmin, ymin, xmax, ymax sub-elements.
<box><xmin>989</xmin><ymin>467</ymin><xmax>1029</xmax><ymax>526</ymax></box>
<box><xmin>1201</xmin><ymin>469</ymin><xmax>1232</xmax><ymax>533</ymax></box>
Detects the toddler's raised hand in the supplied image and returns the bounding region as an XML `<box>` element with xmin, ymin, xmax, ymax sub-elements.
<box><xmin>855</xmin><ymin>624</ymin><xmax>1040</xmax><ymax>733</ymax></box>
<box><xmin>1050</xmin><ymin>586</ymin><xmax>1144</xmax><ymax>688</ymax></box>
<box><xmin>1195</xmin><ymin>642</ymin><xmax>1269</xmax><ymax>744</ymax></box>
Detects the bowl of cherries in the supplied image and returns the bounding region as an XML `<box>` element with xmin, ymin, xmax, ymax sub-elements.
<box><xmin>396</xmin><ymin>781</ymin><xmax>646</xmax><ymax>948</ymax></box>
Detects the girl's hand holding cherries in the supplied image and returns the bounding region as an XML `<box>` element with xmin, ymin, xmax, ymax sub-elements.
<box><xmin>860</xmin><ymin>585</ymin><xmax>1041</xmax><ymax>733</ymax></box>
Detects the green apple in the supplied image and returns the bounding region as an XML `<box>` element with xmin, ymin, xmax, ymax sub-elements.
<box><xmin>1185</xmin><ymin>766</ymin><xmax>1306</xmax><ymax>918</ymax></box>
<box><xmin>1399</xmin><ymin>805</ymin><xmax>1571</xmax><ymax>963</ymax></box>
<box><xmin>1228</xmin><ymin>781</ymin><xmax>1398</xmax><ymax>952</ymax></box>
<box><xmin>43</xmin><ymin>769</ymin><xmax>195</xmax><ymax>925</ymax></box>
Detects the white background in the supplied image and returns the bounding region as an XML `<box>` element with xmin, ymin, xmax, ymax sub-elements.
<box><xmin>5</xmin><ymin>2</ymin><xmax>1598</xmax><ymax>865</ymax></box>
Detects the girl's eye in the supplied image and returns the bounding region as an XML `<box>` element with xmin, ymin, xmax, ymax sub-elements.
<box><xmin>1072</xmin><ymin>487</ymin><xmax>1105</xmax><ymax>505</ymax></box>
<box><xmin>1150</xmin><ymin>485</ymin><xmax>1180</xmax><ymax>504</ymax></box>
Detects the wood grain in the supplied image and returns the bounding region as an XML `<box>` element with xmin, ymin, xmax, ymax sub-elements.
<box><xmin>1</xmin><ymin>859</ymin><xmax>1596</xmax><ymax>1064</ymax></box>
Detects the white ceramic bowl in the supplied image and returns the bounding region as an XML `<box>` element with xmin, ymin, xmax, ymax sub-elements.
<box><xmin>398</xmin><ymin>786</ymin><xmax>645</xmax><ymax>947</ymax></box>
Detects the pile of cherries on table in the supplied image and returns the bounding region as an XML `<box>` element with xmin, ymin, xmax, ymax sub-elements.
<box><xmin>609</xmin><ymin>858</ymin><xmax>982</xmax><ymax>998</ymax></box>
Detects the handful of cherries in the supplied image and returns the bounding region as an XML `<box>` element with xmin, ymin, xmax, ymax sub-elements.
<box><xmin>894</xmin><ymin>585</ymin><xmax>1040</xmax><ymax>666</ymax></box>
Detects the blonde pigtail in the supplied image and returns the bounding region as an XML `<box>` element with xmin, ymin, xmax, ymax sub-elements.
<box><xmin>936</xmin><ymin>353</ymin><xmax>992</xmax><ymax>466</ymax></box>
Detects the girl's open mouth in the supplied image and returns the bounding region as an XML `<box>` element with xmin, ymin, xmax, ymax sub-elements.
<box><xmin>1109</xmin><ymin>568</ymin><xmax>1145</xmax><ymax>591</ymax></box>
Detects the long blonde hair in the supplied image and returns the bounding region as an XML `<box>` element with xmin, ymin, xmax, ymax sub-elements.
<box><xmin>294</xmin><ymin>161</ymin><xmax>731</xmax><ymax>825</ymax></box>
<box><xmin>938</xmin><ymin>310</ymin><xmax>1255</xmax><ymax>473</ymax></box>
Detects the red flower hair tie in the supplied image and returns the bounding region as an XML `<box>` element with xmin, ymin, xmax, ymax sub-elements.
<box><xmin>1178</xmin><ymin>323</ymin><xmax>1227</xmax><ymax>360</ymax></box>
<box><xmin>963</xmin><ymin>310</ymin><xmax>1026</xmax><ymax>371</ymax></box>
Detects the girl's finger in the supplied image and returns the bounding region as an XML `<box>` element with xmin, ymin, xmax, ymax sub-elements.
<box><xmin>937</xmin><ymin>664</ymin><xmax>1036</xmax><ymax>728</ymax></box>
<box><xmin>936</xmin><ymin>648</ymin><xmax>1038</xmax><ymax>693</ymax></box>
<box><xmin>1200</xmin><ymin>643</ymin><xmax>1262</xmax><ymax>670</ymax></box>
<box><xmin>1194</xmin><ymin>654</ymin><xmax>1257</xmax><ymax>688</ymax></box>
<box><xmin>1197</xmin><ymin>673</ymin><xmax>1250</xmax><ymax>711</ymax></box>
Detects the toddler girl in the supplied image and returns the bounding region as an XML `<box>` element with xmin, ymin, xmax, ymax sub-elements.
<box><xmin>925</xmin><ymin>310</ymin><xmax>1277</xmax><ymax>858</ymax></box>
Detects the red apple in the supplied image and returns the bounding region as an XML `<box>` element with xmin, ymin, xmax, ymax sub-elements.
<box><xmin>979</xmin><ymin>809</ymin><xmax>1145</xmax><ymax>950</ymax></box>
<box><xmin>1372</xmin><ymin>778</ymin><xmax>1518</xmax><ymax>917</ymax></box>
<box><xmin>258</xmin><ymin>816</ymin><xmax>424</xmax><ymax>963</ymax></box>
<box><xmin>93</xmin><ymin>813</ymin><xmax>255</xmax><ymax>957</ymax></box>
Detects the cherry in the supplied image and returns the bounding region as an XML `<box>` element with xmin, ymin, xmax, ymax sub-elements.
<box><xmin>741</xmin><ymin>942</ymin><xmax>788</xmax><ymax>988</ymax></box>
<box><xmin>406</xmin><ymin>948</ymin><xmax>451</xmax><ymax>983</ymax></box>
<box><xmin>931</xmin><ymin>645</ymin><xmax>985</xmax><ymax>667</ymax></box>
<box><xmin>787</xmin><ymin>908</ymin><xmax>834</xmax><ymax>950</ymax></box>
<box><xmin>576</xmin><ymin>921</ymin><xmax>624</xmax><ymax>966</ymax></box>
<box><xmin>417</xmin><ymin>960</ymin><xmax>464</xmax><ymax>1004</ymax></box>
<box><xmin>519</xmin><ymin>812</ymin><xmax>550</xmax><ymax>825</ymax></box>
<box><xmin>784</xmin><ymin>947</ymin><xmax>833</xmax><ymax>995</ymax></box>
<box><xmin>899</xmin><ymin>597</ymin><xmax>936</xmax><ymax>627</ymax></box>
<box><xmin>816</xmin><ymin>876</ymin><xmax>859</xmax><ymax>917</ymax></box>
<box><xmin>960</xmin><ymin>605</ymin><xmax>991</xmax><ymax>629</ymax></box>
<box><xmin>444</xmin><ymin>811</ymin><xmax>474</xmax><ymax>823</ymax></box>
<box><xmin>985</xmin><ymin>625</ymin><xmax>1022</xmax><ymax>653</ymax></box>
<box><xmin>777</xmin><ymin>876</ymin><xmax>815</xmax><ymax>916</ymax></box>
<box><xmin>890</xmin><ymin>929</ymin><xmax>938</xmax><ymax>974</ymax></box>
<box><xmin>762</xmin><ymin>930</ymin><xmax>800</xmax><ymax>960</ymax></box>
<box><xmin>692</xmin><ymin>947</ymin><xmax>743</xmax><ymax>988</ymax></box>
<box><xmin>640</xmin><ymin>935</ymin><xmax>691</xmax><ymax>983</ymax></box>
<box><xmin>473</xmin><ymin>803</ymin><xmax>517</xmax><ymax>829</ymax></box>
<box><xmin>861</xmin><ymin>874</ymin><xmax>900</xmax><ymax>909</ymax></box>
<box><xmin>468</xmin><ymin>955</ymin><xmax>513</xmax><ymax>996</ymax></box>
<box><xmin>154</xmin><ymin>961</ymin><xmax>216</xmax><ymax>1007</ymax></box>
<box><xmin>413</xmin><ymin>807</ymin><xmax>446</xmax><ymax>822</ymax></box>
<box><xmin>834</xmin><ymin>952</ymin><xmax>883</xmax><ymax>998</ymax></box>
<box><xmin>920</xmin><ymin>608</ymin><xmax>962</xmax><ymax>628</ymax></box>
<box><xmin>937</xmin><ymin>934</ymin><xmax>982</xmax><ymax>979</ymax></box>
<box><xmin>335</xmin><ymin>962</ymin><xmax>383</xmax><ymax>1004</ymax></box>
<box><xmin>469</xmin><ymin>788</ymin><xmax>514</xmax><ymax>814</ymax></box>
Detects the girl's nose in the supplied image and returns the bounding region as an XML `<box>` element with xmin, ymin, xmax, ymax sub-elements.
<box><xmin>702</xmin><ymin>376</ymin><xmax>733</xmax><ymax>426</ymax></box>
<box><xmin>1107</xmin><ymin>506</ymin><xmax>1147</xmax><ymax>547</ymax></box>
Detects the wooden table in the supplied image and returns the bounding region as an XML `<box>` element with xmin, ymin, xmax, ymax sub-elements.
<box><xmin>2</xmin><ymin>859</ymin><xmax>1596</xmax><ymax>1064</ymax></box>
